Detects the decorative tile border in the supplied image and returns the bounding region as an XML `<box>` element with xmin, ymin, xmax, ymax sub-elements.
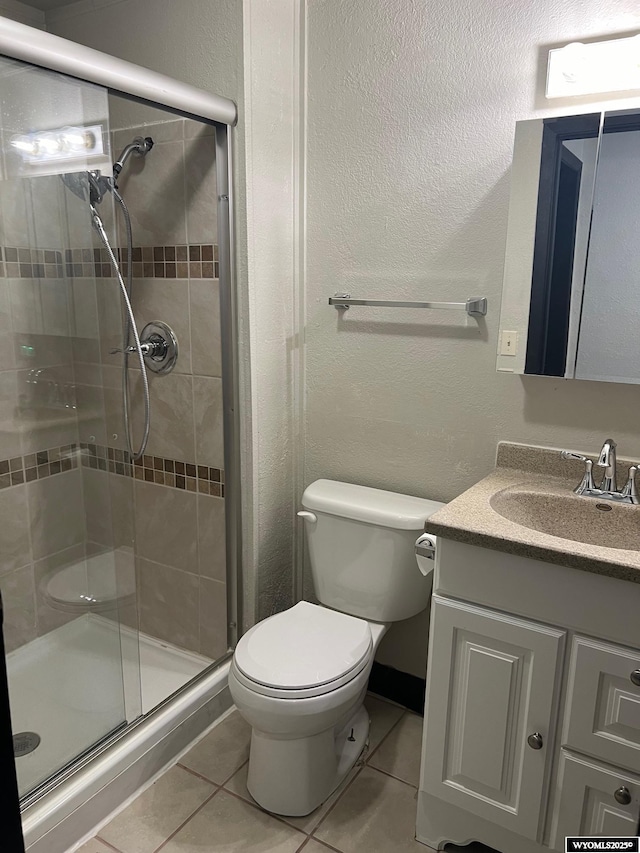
<box><xmin>0</xmin><ymin>443</ymin><xmax>79</xmax><ymax>489</ymax></box>
<box><xmin>0</xmin><ymin>244</ymin><xmax>219</xmax><ymax>280</ymax></box>
<box><xmin>0</xmin><ymin>442</ymin><xmax>224</xmax><ymax>498</ymax></box>
<box><xmin>80</xmin><ymin>443</ymin><xmax>225</xmax><ymax>497</ymax></box>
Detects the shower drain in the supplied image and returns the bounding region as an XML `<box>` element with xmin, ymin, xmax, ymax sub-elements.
<box><xmin>13</xmin><ymin>731</ymin><xmax>40</xmax><ymax>757</ymax></box>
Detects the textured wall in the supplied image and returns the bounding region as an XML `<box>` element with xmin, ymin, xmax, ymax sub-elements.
<box><xmin>0</xmin><ymin>0</ymin><xmax>45</xmax><ymax>29</ymax></box>
<box><xmin>304</xmin><ymin>0</ymin><xmax>640</xmax><ymax>676</ymax></box>
<box><xmin>240</xmin><ymin>0</ymin><xmax>302</xmax><ymax>621</ymax></box>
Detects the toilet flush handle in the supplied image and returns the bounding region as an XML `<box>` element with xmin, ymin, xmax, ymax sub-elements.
<box><xmin>297</xmin><ymin>511</ymin><xmax>317</xmax><ymax>523</ymax></box>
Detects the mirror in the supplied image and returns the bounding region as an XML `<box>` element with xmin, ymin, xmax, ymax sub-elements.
<box><xmin>497</xmin><ymin>108</ymin><xmax>640</xmax><ymax>384</ymax></box>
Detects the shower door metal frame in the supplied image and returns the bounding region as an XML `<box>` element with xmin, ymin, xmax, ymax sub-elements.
<box><xmin>215</xmin><ymin>122</ymin><xmax>242</xmax><ymax>652</ymax></box>
<box><xmin>0</xmin><ymin>21</ymin><xmax>242</xmax><ymax>812</ymax></box>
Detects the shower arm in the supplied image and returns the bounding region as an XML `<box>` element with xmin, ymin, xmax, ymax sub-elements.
<box><xmin>112</xmin><ymin>136</ymin><xmax>154</xmax><ymax>182</ymax></box>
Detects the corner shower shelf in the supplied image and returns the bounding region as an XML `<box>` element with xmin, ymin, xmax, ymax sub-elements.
<box><xmin>328</xmin><ymin>294</ymin><xmax>488</xmax><ymax>317</ymax></box>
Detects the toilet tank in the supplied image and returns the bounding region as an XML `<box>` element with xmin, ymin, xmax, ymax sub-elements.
<box><xmin>301</xmin><ymin>479</ymin><xmax>444</xmax><ymax>623</ymax></box>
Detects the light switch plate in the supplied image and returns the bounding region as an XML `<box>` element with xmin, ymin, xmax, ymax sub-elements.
<box><xmin>500</xmin><ymin>330</ymin><xmax>518</xmax><ymax>356</ymax></box>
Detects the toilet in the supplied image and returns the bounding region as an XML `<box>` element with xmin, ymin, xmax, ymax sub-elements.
<box><xmin>229</xmin><ymin>479</ymin><xmax>443</xmax><ymax>817</ymax></box>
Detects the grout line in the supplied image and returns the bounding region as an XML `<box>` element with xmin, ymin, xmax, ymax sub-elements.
<box><xmin>218</xmin><ymin>785</ymin><xmax>309</xmax><ymax>839</ymax></box>
<box><xmin>307</xmin><ymin>765</ymin><xmax>364</xmax><ymax>838</ymax></box>
<box><xmin>363</xmin><ymin>708</ymin><xmax>407</xmax><ymax>764</ymax></box>
<box><xmin>219</xmin><ymin>758</ymin><xmax>250</xmax><ymax>788</ymax></box>
<box><xmin>152</xmin><ymin>786</ymin><xmax>222</xmax><ymax>853</ymax></box>
<box><xmin>219</xmin><ymin>758</ymin><xmax>357</xmax><ymax>839</ymax></box>
<box><xmin>176</xmin><ymin>762</ymin><xmax>221</xmax><ymax>787</ymax></box>
<box><xmin>303</xmin><ymin>836</ymin><xmax>344</xmax><ymax>853</ymax></box>
<box><xmin>219</xmin><ymin>757</ymin><xmax>248</xmax><ymax>788</ymax></box>
<box><xmin>93</xmin><ymin>838</ymin><xmax>123</xmax><ymax>853</ymax></box>
<box><xmin>360</xmin><ymin>763</ymin><xmax>419</xmax><ymax>790</ymax></box>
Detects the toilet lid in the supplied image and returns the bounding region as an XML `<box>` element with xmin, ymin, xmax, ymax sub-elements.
<box><xmin>234</xmin><ymin>601</ymin><xmax>372</xmax><ymax>690</ymax></box>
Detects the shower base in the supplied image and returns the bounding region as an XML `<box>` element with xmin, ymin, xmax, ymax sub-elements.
<box><xmin>8</xmin><ymin>614</ymin><xmax>213</xmax><ymax>799</ymax></box>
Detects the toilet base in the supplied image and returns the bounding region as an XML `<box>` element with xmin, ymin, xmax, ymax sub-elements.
<box><xmin>247</xmin><ymin>703</ymin><xmax>370</xmax><ymax>817</ymax></box>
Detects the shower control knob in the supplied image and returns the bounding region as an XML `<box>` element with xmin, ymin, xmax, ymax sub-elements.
<box><xmin>139</xmin><ymin>322</ymin><xmax>178</xmax><ymax>374</ymax></box>
<box><xmin>527</xmin><ymin>732</ymin><xmax>543</xmax><ymax>750</ymax></box>
<box><xmin>111</xmin><ymin>322</ymin><xmax>178</xmax><ymax>375</ymax></box>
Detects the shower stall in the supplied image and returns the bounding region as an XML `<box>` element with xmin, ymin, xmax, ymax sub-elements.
<box><xmin>0</xmin><ymin>19</ymin><xmax>240</xmax><ymax>851</ymax></box>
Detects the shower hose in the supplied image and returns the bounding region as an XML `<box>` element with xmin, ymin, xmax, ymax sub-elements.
<box><xmin>90</xmin><ymin>195</ymin><xmax>151</xmax><ymax>462</ymax></box>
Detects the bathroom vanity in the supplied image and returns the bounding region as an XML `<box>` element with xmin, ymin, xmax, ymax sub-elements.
<box><xmin>417</xmin><ymin>443</ymin><xmax>640</xmax><ymax>852</ymax></box>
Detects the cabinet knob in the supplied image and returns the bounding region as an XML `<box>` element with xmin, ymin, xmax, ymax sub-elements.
<box><xmin>527</xmin><ymin>732</ymin><xmax>543</xmax><ymax>750</ymax></box>
<box><xmin>614</xmin><ymin>786</ymin><xmax>632</xmax><ymax>805</ymax></box>
<box><xmin>630</xmin><ymin>670</ymin><xmax>640</xmax><ymax>687</ymax></box>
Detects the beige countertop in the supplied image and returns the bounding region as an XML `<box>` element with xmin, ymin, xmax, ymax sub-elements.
<box><xmin>425</xmin><ymin>442</ymin><xmax>640</xmax><ymax>584</ymax></box>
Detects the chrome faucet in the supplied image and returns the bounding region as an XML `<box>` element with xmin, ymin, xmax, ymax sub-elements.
<box><xmin>561</xmin><ymin>438</ymin><xmax>639</xmax><ymax>504</ymax></box>
<box><xmin>597</xmin><ymin>438</ymin><xmax>617</xmax><ymax>493</ymax></box>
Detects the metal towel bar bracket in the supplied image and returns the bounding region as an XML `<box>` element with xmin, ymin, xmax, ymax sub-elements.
<box><xmin>328</xmin><ymin>293</ymin><xmax>487</xmax><ymax>317</ymax></box>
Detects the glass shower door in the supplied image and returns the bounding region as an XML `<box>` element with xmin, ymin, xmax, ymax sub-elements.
<box><xmin>0</xmin><ymin>58</ymin><xmax>139</xmax><ymax>798</ymax></box>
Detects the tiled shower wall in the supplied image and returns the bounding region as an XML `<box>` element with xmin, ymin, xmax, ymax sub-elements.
<box><xmin>81</xmin><ymin>114</ymin><xmax>227</xmax><ymax>661</ymax></box>
<box><xmin>0</xmin><ymin>111</ymin><xmax>227</xmax><ymax>663</ymax></box>
<box><xmin>0</xmin><ymin>164</ymin><xmax>93</xmax><ymax>652</ymax></box>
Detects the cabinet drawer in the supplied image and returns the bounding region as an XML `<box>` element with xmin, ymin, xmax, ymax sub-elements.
<box><xmin>550</xmin><ymin>751</ymin><xmax>640</xmax><ymax>851</ymax></box>
<box><xmin>564</xmin><ymin>636</ymin><xmax>640</xmax><ymax>773</ymax></box>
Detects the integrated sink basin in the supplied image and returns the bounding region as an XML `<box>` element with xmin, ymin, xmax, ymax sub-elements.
<box><xmin>490</xmin><ymin>486</ymin><xmax>640</xmax><ymax>551</ymax></box>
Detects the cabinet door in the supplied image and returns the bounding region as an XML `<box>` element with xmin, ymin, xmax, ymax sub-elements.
<box><xmin>564</xmin><ymin>635</ymin><xmax>640</xmax><ymax>774</ymax></box>
<box><xmin>550</xmin><ymin>751</ymin><xmax>640</xmax><ymax>851</ymax></box>
<box><xmin>421</xmin><ymin>596</ymin><xmax>564</xmax><ymax>841</ymax></box>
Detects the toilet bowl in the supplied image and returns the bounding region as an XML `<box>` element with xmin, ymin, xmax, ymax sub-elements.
<box><xmin>229</xmin><ymin>601</ymin><xmax>388</xmax><ymax>816</ymax></box>
<box><xmin>229</xmin><ymin>479</ymin><xmax>444</xmax><ymax>816</ymax></box>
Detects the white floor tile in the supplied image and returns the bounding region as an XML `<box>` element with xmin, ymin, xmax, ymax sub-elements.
<box><xmin>161</xmin><ymin>789</ymin><xmax>306</xmax><ymax>852</ymax></box>
<box><xmin>314</xmin><ymin>766</ymin><xmax>423</xmax><ymax>853</ymax></box>
<box><xmin>98</xmin><ymin>765</ymin><xmax>214</xmax><ymax>853</ymax></box>
<box><xmin>179</xmin><ymin>709</ymin><xmax>251</xmax><ymax>784</ymax></box>
<box><xmin>368</xmin><ymin>711</ymin><xmax>423</xmax><ymax>786</ymax></box>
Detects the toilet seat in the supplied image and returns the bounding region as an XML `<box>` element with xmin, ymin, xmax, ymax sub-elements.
<box><xmin>233</xmin><ymin>601</ymin><xmax>373</xmax><ymax>699</ymax></box>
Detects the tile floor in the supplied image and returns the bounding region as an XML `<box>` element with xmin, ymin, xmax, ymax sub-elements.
<box><xmin>77</xmin><ymin>695</ymin><xmax>495</xmax><ymax>853</ymax></box>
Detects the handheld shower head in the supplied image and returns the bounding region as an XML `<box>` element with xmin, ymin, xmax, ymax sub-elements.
<box><xmin>60</xmin><ymin>170</ymin><xmax>111</xmax><ymax>206</ymax></box>
<box><xmin>60</xmin><ymin>171</ymin><xmax>90</xmax><ymax>202</ymax></box>
<box><xmin>113</xmin><ymin>136</ymin><xmax>154</xmax><ymax>181</ymax></box>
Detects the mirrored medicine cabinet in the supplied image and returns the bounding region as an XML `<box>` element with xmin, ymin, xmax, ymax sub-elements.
<box><xmin>497</xmin><ymin>108</ymin><xmax>640</xmax><ymax>384</ymax></box>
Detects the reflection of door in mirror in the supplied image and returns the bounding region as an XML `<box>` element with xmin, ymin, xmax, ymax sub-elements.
<box><xmin>497</xmin><ymin>113</ymin><xmax>602</xmax><ymax>379</ymax></box>
<box><xmin>525</xmin><ymin>115</ymin><xmax>600</xmax><ymax>377</ymax></box>
<box><xmin>575</xmin><ymin>112</ymin><xmax>640</xmax><ymax>383</ymax></box>
<box><xmin>526</xmin><ymin>142</ymin><xmax>582</xmax><ymax>375</ymax></box>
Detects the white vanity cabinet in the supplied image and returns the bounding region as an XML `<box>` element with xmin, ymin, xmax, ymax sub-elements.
<box><xmin>417</xmin><ymin>538</ymin><xmax>640</xmax><ymax>853</ymax></box>
<box><xmin>421</xmin><ymin>597</ymin><xmax>564</xmax><ymax>840</ymax></box>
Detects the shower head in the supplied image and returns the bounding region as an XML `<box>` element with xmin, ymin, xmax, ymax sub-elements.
<box><xmin>113</xmin><ymin>136</ymin><xmax>154</xmax><ymax>181</ymax></box>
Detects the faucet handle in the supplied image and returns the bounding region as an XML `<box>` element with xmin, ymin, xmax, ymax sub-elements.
<box><xmin>561</xmin><ymin>451</ymin><xmax>596</xmax><ymax>494</ymax></box>
<box><xmin>620</xmin><ymin>466</ymin><xmax>639</xmax><ymax>504</ymax></box>
<box><xmin>561</xmin><ymin>451</ymin><xmax>589</xmax><ymax>463</ymax></box>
